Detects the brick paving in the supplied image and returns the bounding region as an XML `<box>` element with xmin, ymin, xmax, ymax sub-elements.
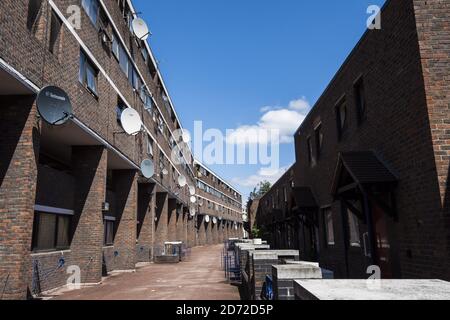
<box><xmin>50</xmin><ymin>245</ymin><xmax>240</xmax><ymax>300</ymax></box>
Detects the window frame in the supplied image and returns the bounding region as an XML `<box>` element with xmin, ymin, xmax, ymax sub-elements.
<box><xmin>354</xmin><ymin>76</ymin><xmax>366</xmax><ymax>125</ymax></box>
<box><xmin>31</xmin><ymin>206</ymin><xmax>73</xmax><ymax>253</ymax></box>
<box><xmin>79</xmin><ymin>51</ymin><xmax>99</xmax><ymax>97</ymax></box>
<box><xmin>103</xmin><ymin>216</ymin><xmax>116</xmax><ymax>246</ymax></box>
<box><xmin>335</xmin><ymin>96</ymin><xmax>347</xmax><ymax>140</ymax></box>
<box><xmin>322</xmin><ymin>207</ymin><xmax>335</xmax><ymax>247</ymax></box>
<box><xmin>314</xmin><ymin>123</ymin><xmax>323</xmax><ymax>160</ymax></box>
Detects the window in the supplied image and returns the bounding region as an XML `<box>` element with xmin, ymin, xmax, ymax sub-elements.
<box><xmin>79</xmin><ymin>51</ymin><xmax>98</xmax><ymax>96</ymax></box>
<box><xmin>335</xmin><ymin>98</ymin><xmax>347</xmax><ymax>139</ymax></box>
<box><xmin>307</xmin><ymin>136</ymin><xmax>315</xmax><ymax>166</ymax></box>
<box><xmin>27</xmin><ymin>0</ymin><xmax>43</xmax><ymax>32</ymax></box>
<box><xmin>32</xmin><ymin>211</ymin><xmax>71</xmax><ymax>252</ymax></box>
<box><xmin>81</xmin><ymin>0</ymin><xmax>99</xmax><ymax>27</ymax></box>
<box><xmin>147</xmin><ymin>135</ymin><xmax>154</xmax><ymax>157</ymax></box>
<box><xmin>116</xmin><ymin>98</ymin><xmax>126</xmax><ymax>123</ymax></box>
<box><xmin>103</xmin><ymin>216</ymin><xmax>115</xmax><ymax>246</ymax></box>
<box><xmin>119</xmin><ymin>44</ymin><xmax>129</xmax><ymax>76</ymax></box>
<box><xmin>347</xmin><ymin>210</ymin><xmax>361</xmax><ymax>247</ymax></box>
<box><xmin>323</xmin><ymin>208</ymin><xmax>335</xmax><ymax>246</ymax></box>
<box><xmin>314</xmin><ymin>123</ymin><xmax>323</xmax><ymax>160</ymax></box>
<box><xmin>49</xmin><ymin>10</ymin><xmax>62</xmax><ymax>54</ymax></box>
<box><xmin>354</xmin><ymin>77</ymin><xmax>366</xmax><ymax>124</ymax></box>
<box><xmin>141</xmin><ymin>47</ymin><xmax>148</xmax><ymax>62</ymax></box>
<box><xmin>112</xmin><ymin>33</ymin><xmax>120</xmax><ymax>60</ymax></box>
<box><xmin>283</xmin><ymin>187</ymin><xmax>288</xmax><ymax>203</ymax></box>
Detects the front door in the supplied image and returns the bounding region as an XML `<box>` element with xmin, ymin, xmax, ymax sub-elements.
<box><xmin>371</xmin><ymin>201</ymin><xmax>393</xmax><ymax>278</ymax></box>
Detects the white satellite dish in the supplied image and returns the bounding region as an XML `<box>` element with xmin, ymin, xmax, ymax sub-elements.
<box><xmin>212</xmin><ymin>217</ymin><xmax>217</xmax><ymax>224</ymax></box>
<box><xmin>189</xmin><ymin>186</ymin><xmax>196</xmax><ymax>196</ymax></box>
<box><xmin>162</xmin><ymin>168</ymin><xmax>169</xmax><ymax>176</ymax></box>
<box><xmin>182</xmin><ymin>131</ymin><xmax>191</xmax><ymax>143</ymax></box>
<box><xmin>121</xmin><ymin>108</ymin><xmax>142</xmax><ymax>135</ymax></box>
<box><xmin>235</xmin><ymin>224</ymin><xmax>238</xmax><ymax>230</ymax></box>
<box><xmin>205</xmin><ymin>215</ymin><xmax>210</xmax><ymax>223</ymax></box>
<box><xmin>140</xmin><ymin>159</ymin><xmax>154</xmax><ymax>178</ymax></box>
<box><xmin>132</xmin><ymin>18</ymin><xmax>151</xmax><ymax>40</ymax></box>
<box><xmin>178</xmin><ymin>175</ymin><xmax>187</xmax><ymax>187</ymax></box>
<box><xmin>198</xmin><ymin>199</ymin><xmax>204</xmax><ymax>207</ymax></box>
<box><xmin>190</xmin><ymin>207</ymin><xmax>196</xmax><ymax>217</ymax></box>
<box><xmin>190</xmin><ymin>196</ymin><xmax>197</xmax><ymax>204</ymax></box>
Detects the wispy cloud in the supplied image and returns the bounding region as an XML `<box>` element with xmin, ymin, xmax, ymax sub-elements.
<box><xmin>226</xmin><ymin>97</ymin><xmax>311</xmax><ymax>145</ymax></box>
<box><xmin>232</xmin><ymin>166</ymin><xmax>290</xmax><ymax>188</ymax></box>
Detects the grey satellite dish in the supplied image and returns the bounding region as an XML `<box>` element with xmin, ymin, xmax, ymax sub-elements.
<box><xmin>190</xmin><ymin>196</ymin><xmax>197</xmax><ymax>204</ymax></box>
<box><xmin>36</xmin><ymin>86</ymin><xmax>73</xmax><ymax>126</ymax></box>
<box><xmin>141</xmin><ymin>159</ymin><xmax>154</xmax><ymax>179</ymax></box>
<box><xmin>189</xmin><ymin>186</ymin><xmax>196</xmax><ymax>196</ymax></box>
<box><xmin>205</xmin><ymin>215</ymin><xmax>210</xmax><ymax>223</ymax></box>
<box><xmin>198</xmin><ymin>199</ymin><xmax>204</xmax><ymax>207</ymax></box>
<box><xmin>132</xmin><ymin>18</ymin><xmax>151</xmax><ymax>40</ymax></box>
<box><xmin>121</xmin><ymin>108</ymin><xmax>142</xmax><ymax>135</ymax></box>
<box><xmin>178</xmin><ymin>175</ymin><xmax>187</xmax><ymax>187</ymax></box>
<box><xmin>212</xmin><ymin>217</ymin><xmax>217</xmax><ymax>224</ymax></box>
<box><xmin>162</xmin><ymin>168</ymin><xmax>169</xmax><ymax>176</ymax></box>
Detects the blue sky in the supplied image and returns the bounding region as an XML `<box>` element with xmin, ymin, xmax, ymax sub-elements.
<box><xmin>134</xmin><ymin>0</ymin><xmax>385</xmax><ymax>201</ymax></box>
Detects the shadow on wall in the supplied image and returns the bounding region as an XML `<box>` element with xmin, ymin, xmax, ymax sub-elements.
<box><xmin>0</xmin><ymin>96</ymin><xmax>37</xmax><ymax>189</ymax></box>
<box><xmin>445</xmin><ymin>165</ymin><xmax>450</xmax><ymax>275</ymax></box>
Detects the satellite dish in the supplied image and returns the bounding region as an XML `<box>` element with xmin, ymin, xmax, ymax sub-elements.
<box><xmin>219</xmin><ymin>216</ymin><xmax>223</xmax><ymax>221</ymax></box>
<box><xmin>140</xmin><ymin>159</ymin><xmax>154</xmax><ymax>179</ymax></box>
<box><xmin>235</xmin><ymin>224</ymin><xmax>238</xmax><ymax>230</ymax></box>
<box><xmin>182</xmin><ymin>131</ymin><xmax>191</xmax><ymax>143</ymax></box>
<box><xmin>190</xmin><ymin>196</ymin><xmax>197</xmax><ymax>204</ymax></box>
<box><xmin>189</xmin><ymin>186</ymin><xmax>196</xmax><ymax>196</ymax></box>
<box><xmin>36</xmin><ymin>86</ymin><xmax>73</xmax><ymax>126</ymax></box>
<box><xmin>121</xmin><ymin>108</ymin><xmax>142</xmax><ymax>135</ymax></box>
<box><xmin>198</xmin><ymin>199</ymin><xmax>204</xmax><ymax>207</ymax></box>
<box><xmin>178</xmin><ymin>175</ymin><xmax>187</xmax><ymax>187</ymax></box>
<box><xmin>205</xmin><ymin>215</ymin><xmax>210</xmax><ymax>223</ymax></box>
<box><xmin>213</xmin><ymin>217</ymin><xmax>217</xmax><ymax>224</ymax></box>
<box><xmin>132</xmin><ymin>18</ymin><xmax>151</xmax><ymax>40</ymax></box>
<box><xmin>162</xmin><ymin>168</ymin><xmax>169</xmax><ymax>176</ymax></box>
<box><xmin>190</xmin><ymin>207</ymin><xmax>196</xmax><ymax>217</ymax></box>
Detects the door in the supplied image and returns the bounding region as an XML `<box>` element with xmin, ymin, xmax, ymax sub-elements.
<box><xmin>371</xmin><ymin>201</ymin><xmax>393</xmax><ymax>278</ymax></box>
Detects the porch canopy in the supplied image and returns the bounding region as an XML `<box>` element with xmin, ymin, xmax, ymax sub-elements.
<box><xmin>331</xmin><ymin>151</ymin><xmax>398</xmax><ymax>220</ymax></box>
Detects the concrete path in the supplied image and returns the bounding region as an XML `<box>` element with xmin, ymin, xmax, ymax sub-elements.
<box><xmin>51</xmin><ymin>245</ymin><xmax>240</xmax><ymax>300</ymax></box>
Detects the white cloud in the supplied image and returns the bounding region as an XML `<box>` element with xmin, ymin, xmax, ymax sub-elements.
<box><xmin>289</xmin><ymin>97</ymin><xmax>311</xmax><ymax>111</ymax></box>
<box><xmin>226</xmin><ymin>97</ymin><xmax>311</xmax><ymax>145</ymax></box>
<box><xmin>232</xmin><ymin>166</ymin><xmax>289</xmax><ymax>188</ymax></box>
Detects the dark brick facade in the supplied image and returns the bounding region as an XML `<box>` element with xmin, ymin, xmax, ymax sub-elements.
<box><xmin>256</xmin><ymin>0</ymin><xmax>450</xmax><ymax>281</ymax></box>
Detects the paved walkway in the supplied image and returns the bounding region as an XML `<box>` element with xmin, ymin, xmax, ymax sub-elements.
<box><xmin>51</xmin><ymin>245</ymin><xmax>240</xmax><ymax>300</ymax></box>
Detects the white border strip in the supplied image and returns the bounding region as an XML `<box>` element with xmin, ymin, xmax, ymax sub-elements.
<box><xmin>35</xmin><ymin>205</ymin><xmax>75</xmax><ymax>216</ymax></box>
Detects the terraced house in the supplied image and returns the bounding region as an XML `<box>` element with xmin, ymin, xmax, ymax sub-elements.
<box><xmin>255</xmin><ymin>0</ymin><xmax>450</xmax><ymax>281</ymax></box>
<box><xmin>0</xmin><ymin>0</ymin><xmax>242</xmax><ymax>300</ymax></box>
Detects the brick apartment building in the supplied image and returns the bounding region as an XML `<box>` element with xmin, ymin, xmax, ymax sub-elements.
<box><xmin>255</xmin><ymin>0</ymin><xmax>449</xmax><ymax>280</ymax></box>
<box><xmin>0</xmin><ymin>0</ymin><xmax>242</xmax><ymax>300</ymax></box>
<box><xmin>194</xmin><ymin>161</ymin><xmax>244</xmax><ymax>246</ymax></box>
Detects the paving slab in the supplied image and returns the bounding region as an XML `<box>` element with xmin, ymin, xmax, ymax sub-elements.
<box><xmin>294</xmin><ymin>279</ymin><xmax>450</xmax><ymax>300</ymax></box>
<box><xmin>49</xmin><ymin>245</ymin><xmax>239</xmax><ymax>300</ymax></box>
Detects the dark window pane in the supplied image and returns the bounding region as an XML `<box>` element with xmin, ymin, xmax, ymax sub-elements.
<box><xmin>56</xmin><ymin>215</ymin><xmax>70</xmax><ymax>248</ymax></box>
<box><xmin>355</xmin><ymin>78</ymin><xmax>366</xmax><ymax>123</ymax></box>
<box><xmin>49</xmin><ymin>10</ymin><xmax>62</xmax><ymax>54</ymax></box>
<box><xmin>27</xmin><ymin>0</ymin><xmax>43</xmax><ymax>31</ymax></box>
<box><xmin>79</xmin><ymin>52</ymin><xmax>86</xmax><ymax>84</ymax></box>
<box><xmin>35</xmin><ymin>212</ymin><xmax>56</xmax><ymax>251</ymax></box>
